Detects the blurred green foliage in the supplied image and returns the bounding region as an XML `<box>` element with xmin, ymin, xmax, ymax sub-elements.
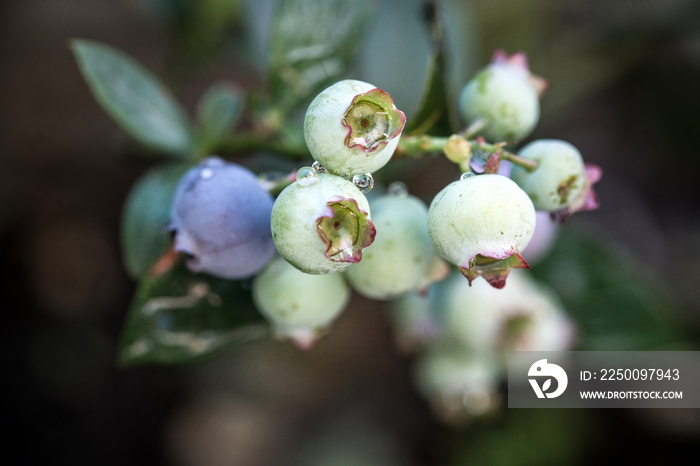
<box><xmin>119</xmin><ymin>261</ymin><xmax>266</xmax><ymax>366</ymax></box>
<box><xmin>531</xmin><ymin>230</ymin><xmax>684</xmax><ymax>350</ymax></box>
<box><xmin>72</xmin><ymin>40</ymin><xmax>195</xmax><ymax>157</ymax></box>
<box><xmin>121</xmin><ymin>162</ymin><xmax>192</xmax><ymax>278</ymax></box>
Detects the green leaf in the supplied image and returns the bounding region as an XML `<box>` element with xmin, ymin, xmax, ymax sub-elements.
<box><xmin>269</xmin><ymin>0</ymin><xmax>375</xmax><ymax>110</ymax></box>
<box><xmin>449</xmin><ymin>410</ymin><xmax>593</xmax><ymax>466</ymax></box>
<box><xmin>71</xmin><ymin>39</ymin><xmax>195</xmax><ymax>157</ymax></box>
<box><xmin>196</xmin><ymin>83</ymin><xmax>243</xmax><ymax>149</ymax></box>
<box><xmin>403</xmin><ymin>2</ymin><xmax>452</xmax><ymax>136</ymax></box>
<box><xmin>530</xmin><ymin>231</ymin><xmax>684</xmax><ymax>350</ymax></box>
<box><xmin>119</xmin><ymin>261</ymin><xmax>268</xmax><ymax>366</ymax></box>
<box><xmin>121</xmin><ymin>162</ymin><xmax>191</xmax><ymax>278</ymax></box>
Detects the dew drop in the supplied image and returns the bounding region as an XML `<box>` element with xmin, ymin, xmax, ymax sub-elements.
<box><xmin>352</xmin><ymin>85</ymin><xmax>363</xmax><ymax>93</ymax></box>
<box><xmin>200</xmin><ymin>168</ymin><xmax>214</xmax><ymax>180</ymax></box>
<box><xmin>352</xmin><ymin>173</ymin><xmax>374</xmax><ymax>193</ymax></box>
<box><xmin>296</xmin><ymin>166</ymin><xmax>319</xmax><ymax>187</ymax></box>
<box><xmin>311</xmin><ymin>161</ymin><xmax>327</xmax><ymax>173</ymax></box>
<box><xmin>387</xmin><ymin>181</ymin><xmax>408</xmax><ymax>197</ymax></box>
<box><xmin>460</xmin><ymin>172</ymin><xmax>475</xmax><ymax>180</ymax></box>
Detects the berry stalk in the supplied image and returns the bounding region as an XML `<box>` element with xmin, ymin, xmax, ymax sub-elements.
<box><xmin>396</xmin><ymin>135</ymin><xmax>539</xmax><ymax>172</ymax></box>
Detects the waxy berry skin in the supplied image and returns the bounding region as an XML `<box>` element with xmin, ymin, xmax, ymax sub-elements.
<box><xmin>427</xmin><ymin>174</ymin><xmax>536</xmax><ymax>288</ymax></box>
<box><xmin>345</xmin><ymin>193</ymin><xmax>445</xmax><ymax>300</ymax></box>
<box><xmin>270</xmin><ymin>172</ymin><xmax>375</xmax><ymax>275</ymax></box>
<box><xmin>253</xmin><ymin>257</ymin><xmax>350</xmax><ymax>349</ymax></box>
<box><xmin>304</xmin><ymin>79</ymin><xmax>405</xmax><ymax>175</ymax></box>
<box><xmin>168</xmin><ymin>157</ymin><xmax>275</xmax><ymax>279</ymax></box>
<box><xmin>439</xmin><ymin>270</ymin><xmax>575</xmax><ymax>355</ymax></box>
<box><xmin>511</xmin><ymin>139</ymin><xmax>586</xmax><ymax>212</ymax></box>
<box><xmin>458</xmin><ymin>62</ymin><xmax>540</xmax><ymax>143</ymax></box>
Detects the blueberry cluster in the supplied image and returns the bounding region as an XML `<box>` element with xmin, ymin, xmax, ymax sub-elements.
<box><xmin>166</xmin><ymin>53</ymin><xmax>600</xmax><ymax>351</ymax></box>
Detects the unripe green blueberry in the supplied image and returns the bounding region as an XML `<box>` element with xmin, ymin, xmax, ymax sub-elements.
<box><xmin>428</xmin><ymin>174</ymin><xmax>536</xmax><ymax>288</ymax></box>
<box><xmin>440</xmin><ymin>270</ymin><xmax>575</xmax><ymax>355</ymax></box>
<box><xmin>271</xmin><ymin>172</ymin><xmax>375</xmax><ymax>275</ymax></box>
<box><xmin>388</xmin><ymin>291</ymin><xmax>441</xmax><ymax>352</ymax></box>
<box><xmin>253</xmin><ymin>256</ymin><xmax>350</xmax><ymax>349</ymax></box>
<box><xmin>458</xmin><ymin>64</ymin><xmax>539</xmax><ymax>142</ymax></box>
<box><xmin>415</xmin><ymin>342</ymin><xmax>499</xmax><ymax>419</ymax></box>
<box><xmin>511</xmin><ymin>139</ymin><xmax>586</xmax><ymax>211</ymax></box>
<box><xmin>345</xmin><ymin>193</ymin><xmax>447</xmax><ymax>300</ymax></box>
<box><xmin>304</xmin><ymin>79</ymin><xmax>406</xmax><ymax>175</ymax></box>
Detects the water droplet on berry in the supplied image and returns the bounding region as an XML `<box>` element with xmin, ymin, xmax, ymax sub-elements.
<box><xmin>200</xmin><ymin>168</ymin><xmax>214</xmax><ymax>180</ymax></box>
<box><xmin>296</xmin><ymin>166</ymin><xmax>319</xmax><ymax>187</ymax></box>
<box><xmin>311</xmin><ymin>161</ymin><xmax>327</xmax><ymax>173</ymax></box>
<box><xmin>460</xmin><ymin>172</ymin><xmax>475</xmax><ymax>180</ymax></box>
<box><xmin>387</xmin><ymin>181</ymin><xmax>408</xmax><ymax>197</ymax></box>
<box><xmin>352</xmin><ymin>173</ymin><xmax>374</xmax><ymax>193</ymax></box>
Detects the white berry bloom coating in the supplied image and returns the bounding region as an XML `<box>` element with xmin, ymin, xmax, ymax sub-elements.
<box><xmin>428</xmin><ymin>174</ymin><xmax>536</xmax><ymax>288</ymax></box>
<box><xmin>440</xmin><ymin>270</ymin><xmax>575</xmax><ymax>355</ymax></box>
<box><xmin>458</xmin><ymin>64</ymin><xmax>540</xmax><ymax>143</ymax></box>
<box><xmin>271</xmin><ymin>173</ymin><xmax>374</xmax><ymax>275</ymax></box>
<box><xmin>511</xmin><ymin>139</ymin><xmax>587</xmax><ymax>212</ymax></box>
<box><xmin>345</xmin><ymin>194</ymin><xmax>447</xmax><ymax>300</ymax></box>
<box><xmin>253</xmin><ymin>256</ymin><xmax>350</xmax><ymax>349</ymax></box>
<box><xmin>169</xmin><ymin>156</ymin><xmax>275</xmax><ymax>279</ymax></box>
<box><xmin>304</xmin><ymin>79</ymin><xmax>405</xmax><ymax>176</ymax></box>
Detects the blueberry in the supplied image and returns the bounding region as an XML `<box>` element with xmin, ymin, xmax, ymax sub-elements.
<box><xmin>511</xmin><ymin>139</ymin><xmax>586</xmax><ymax>212</ymax></box>
<box><xmin>253</xmin><ymin>256</ymin><xmax>350</xmax><ymax>349</ymax></box>
<box><xmin>168</xmin><ymin>156</ymin><xmax>275</xmax><ymax>279</ymax></box>
<box><xmin>414</xmin><ymin>340</ymin><xmax>499</xmax><ymax>419</ymax></box>
<box><xmin>428</xmin><ymin>174</ymin><xmax>536</xmax><ymax>288</ymax></box>
<box><xmin>439</xmin><ymin>270</ymin><xmax>575</xmax><ymax>354</ymax></box>
<box><xmin>304</xmin><ymin>80</ymin><xmax>405</xmax><ymax>175</ymax></box>
<box><xmin>458</xmin><ymin>52</ymin><xmax>541</xmax><ymax>143</ymax></box>
<box><xmin>270</xmin><ymin>172</ymin><xmax>375</xmax><ymax>275</ymax></box>
<box><xmin>345</xmin><ymin>192</ymin><xmax>448</xmax><ymax>300</ymax></box>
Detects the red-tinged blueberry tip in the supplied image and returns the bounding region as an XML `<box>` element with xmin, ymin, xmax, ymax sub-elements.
<box><xmin>490</xmin><ymin>49</ymin><xmax>549</xmax><ymax>96</ymax></box>
<box><xmin>529</xmin><ymin>74</ymin><xmax>550</xmax><ymax>97</ymax></box>
<box><xmin>550</xmin><ymin>163</ymin><xmax>602</xmax><ymax>223</ymax></box>
<box><xmin>285</xmin><ymin>328</ymin><xmax>318</xmax><ymax>350</ymax></box>
<box><xmin>342</xmin><ymin>88</ymin><xmax>406</xmax><ymax>154</ymax></box>
<box><xmin>316</xmin><ymin>197</ymin><xmax>375</xmax><ymax>263</ymax></box>
<box><xmin>484</xmin><ymin>152</ymin><xmax>502</xmax><ymax>174</ymax></box>
<box><xmin>458</xmin><ymin>252</ymin><xmax>529</xmax><ymax>289</ymax></box>
<box><xmin>491</xmin><ymin>49</ymin><xmax>530</xmax><ymax>71</ymax></box>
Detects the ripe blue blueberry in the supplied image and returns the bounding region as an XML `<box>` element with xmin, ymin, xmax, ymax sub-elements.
<box><xmin>168</xmin><ymin>156</ymin><xmax>275</xmax><ymax>279</ymax></box>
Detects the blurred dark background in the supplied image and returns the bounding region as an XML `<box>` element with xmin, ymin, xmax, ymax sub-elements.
<box><xmin>2</xmin><ymin>0</ymin><xmax>700</xmax><ymax>464</ymax></box>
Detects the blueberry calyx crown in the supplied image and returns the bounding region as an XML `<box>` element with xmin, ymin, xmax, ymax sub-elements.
<box><xmin>342</xmin><ymin>88</ymin><xmax>405</xmax><ymax>154</ymax></box>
